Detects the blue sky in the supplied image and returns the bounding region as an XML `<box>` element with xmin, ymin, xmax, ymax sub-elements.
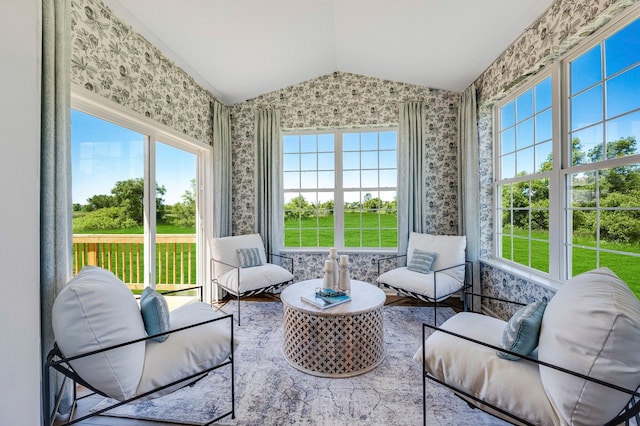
<box><xmin>71</xmin><ymin>110</ymin><xmax>196</xmax><ymax>206</ymax></box>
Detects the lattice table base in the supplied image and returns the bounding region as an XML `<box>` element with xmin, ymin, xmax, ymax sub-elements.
<box><xmin>282</xmin><ymin>304</ymin><xmax>385</xmax><ymax>377</ymax></box>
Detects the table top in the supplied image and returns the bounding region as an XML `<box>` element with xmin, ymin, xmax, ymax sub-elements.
<box><xmin>281</xmin><ymin>279</ymin><xmax>386</xmax><ymax>316</ymax></box>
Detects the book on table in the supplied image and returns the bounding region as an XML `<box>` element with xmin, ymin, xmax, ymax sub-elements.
<box><xmin>301</xmin><ymin>288</ymin><xmax>351</xmax><ymax>310</ymax></box>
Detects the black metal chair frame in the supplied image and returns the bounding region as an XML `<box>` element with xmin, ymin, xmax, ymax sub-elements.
<box><xmin>377</xmin><ymin>256</ymin><xmax>473</xmax><ymax>324</ymax></box>
<box><xmin>420</xmin><ymin>292</ymin><xmax>640</xmax><ymax>426</ymax></box>
<box><xmin>211</xmin><ymin>252</ymin><xmax>294</xmax><ymax>325</ymax></box>
<box><xmin>44</xmin><ymin>286</ymin><xmax>235</xmax><ymax>426</ymax></box>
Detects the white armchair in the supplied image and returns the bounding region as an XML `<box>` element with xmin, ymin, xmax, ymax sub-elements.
<box><xmin>415</xmin><ymin>268</ymin><xmax>640</xmax><ymax>425</ymax></box>
<box><xmin>377</xmin><ymin>232</ymin><xmax>471</xmax><ymax>322</ymax></box>
<box><xmin>211</xmin><ymin>233</ymin><xmax>294</xmax><ymax>325</ymax></box>
<box><xmin>44</xmin><ymin>266</ymin><xmax>235</xmax><ymax>426</ymax></box>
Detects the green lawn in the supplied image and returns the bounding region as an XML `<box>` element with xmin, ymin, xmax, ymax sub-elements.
<box><xmin>284</xmin><ymin>212</ymin><xmax>397</xmax><ymax>247</ymax></box>
<box><xmin>502</xmin><ymin>229</ymin><xmax>640</xmax><ymax>297</ymax></box>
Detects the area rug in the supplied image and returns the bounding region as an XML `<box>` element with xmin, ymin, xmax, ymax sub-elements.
<box><xmin>92</xmin><ymin>301</ymin><xmax>508</xmax><ymax>425</ymax></box>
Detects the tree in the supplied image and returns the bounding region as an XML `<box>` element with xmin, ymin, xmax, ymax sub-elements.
<box><xmin>110</xmin><ymin>178</ymin><xmax>167</xmax><ymax>225</ymax></box>
<box><xmin>284</xmin><ymin>195</ymin><xmax>314</xmax><ymax>220</ymax></box>
<box><xmin>170</xmin><ymin>179</ymin><xmax>196</xmax><ymax>227</ymax></box>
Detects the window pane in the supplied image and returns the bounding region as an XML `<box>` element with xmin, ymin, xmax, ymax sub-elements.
<box><xmin>300</xmin><ymin>153</ymin><xmax>316</xmax><ymax>170</ymax></box>
<box><xmin>379</xmin><ymin>169</ymin><xmax>397</xmax><ymax>187</ymax></box>
<box><xmin>606</xmin><ymin>65</ymin><xmax>640</xmax><ymax>118</ymax></box>
<box><xmin>343</xmin><ymin>151</ymin><xmax>360</xmax><ymax>169</ymax></box>
<box><xmin>501</xmin><ymin>101</ymin><xmax>515</xmax><ymax>129</ymax></box>
<box><xmin>570</xmin><ymin>172</ymin><xmax>597</xmax><ymax>207</ymax></box>
<box><xmin>283</xmin><ymin>153</ymin><xmax>299</xmax><ymax>171</ymax></box>
<box><xmin>572</xmin><ymin>247</ymin><xmax>598</xmax><ymax>276</ymax></box>
<box><xmin>535</xmin><ymin>141</ymin><xmax>552</xmax><ymax>172</ymax></box>
<box><xmin>501</xmin><ymin>128</ymin><xmax>516</xmax><ymax>154</ymax></box>
<box><xmin>535</xmin><ymin>77</ymin><xmax>552</xmax><ymax>112</ymax></box>
<box><xmin>300</xmin><ymin>171</ymin><xmax>317</xmax><ymax>189</ymax></box>
<box><xmin>517</xmin><ymin>147</ymin><xmax>535</xmax><ymax>175</ymax></box>
<box><xmin>516</xmin><ymin>89</ymin><xmax>533</xmax><ymax>122</ymax></box>
<box><xmin>501</xmin><ymin>153</ymin><xmax>516</xmax><ymax>178</ymax></box>
<box><xmin>283</xmin><ymin>171</ymin><xmax>299</xmax><ymax>189</ymax></box>
<box><xmin>343</xmin><ymin>170</ymin><xmax>360</xmax><ymax>188</ymax></box>
<box><xmin>379</xmin><ymin>131</ymin><xmax>396</xmax><ymax>149</ymax></box>
<box><xmin>361</xmin><ymin>170</ymin><xmax>378</xmax><ymax>187</ymax></box>
<box><xmin>599</xmin><ymin>252</ymin><xmax>640</xmax><ymax>295</ymax></box>
<box><xmin>605</xmin><ymin>18</ymin><xmax>640</xmax><ymax>77</ymax></box>
<box><xmin>535</xmin><ymin>109</ymin><xmax>552</xmax><ymax>142</ymax></box>
<box><xmin>516</xmin><ymin>118</ymin><xmax>534</xmax><ymax>149</ymax></box>
<box><xmin>300</xmin><ymin>134</ymin><xmax>316</xmax><ymax>152</ymax></box>
<box><xmin>283</xmin><ymin>135</ymin><xmax>299</xmax><ymax>153</ymax></box>
<box><xmin>571</xmin><ymin>45</ymin><xmax>602</xmax><ymax>95</ymax></box>
<box><xmin>361</xmin><ymin>151</ymin><xmax>378</xmax><ymax>169</ymax></box>
<box><xmin>361</xmin><ymin>132</ymin><xmax>378</xmax><ymax>150</ymax></box>
<box><xmin>530</xmin><ymin>240</ymin><xmax>550</xmax><ymax>273</ymax></box>
<box><xmin>318</xmin><ymin>133</ymin><xmax>334</xmax><ymax>151</ymax></box>
<box><xmin>379</xmin><ymin>150</ymin><xmax>396</xmax><ymax>168</ymax></box>
<box><xmin>606</xmin><ymin>110</ymin><xmax>640</xmax><ymax>150</ymax></box>
<box><xmin>343</xmin><ymin>133</ymin><xmax>359</xmax><ymax>151</ymax></box>
<box><xmin>571</xmin><ymin>124</ymin><xmax>603</xmax><ymax>165</ymax></box>
<box><xmin>318</xmin><ymin>152</ymin><xmax>334</xmax><ymax>170</ymax></box>
<box><xmin>317</xmin><ymin>171</ymin><xmax>334</xmax><ymax>188</ymax></box>
<box><xmin>571</xmin><ymin>84</ymin><xmax>603</xmax><ymax>130</ymax></box>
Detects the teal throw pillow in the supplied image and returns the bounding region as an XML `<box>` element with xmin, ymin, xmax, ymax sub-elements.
<box><xmin>237</xmin><ymin>247</ymin><xmax>263</xmax><ymax>268</ymax></box>
<box><xmin>140</xmin><ymin>287</ymin><xmax>170</xmax><ymax>342</ymax></box>
<box><xmin>407</xmin><ymin>249</ymin><xmax>437</xmax><ymax>274</ymax></box>
<box><xmin>498</xmin><ymin>300</ymin><xmax>547</xmax><ymax>360</ymax></box>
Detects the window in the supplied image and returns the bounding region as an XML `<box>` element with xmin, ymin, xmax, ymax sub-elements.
<box><xmin>71</xmin><ymin>96</ymin><xmax>212</xmax><ymax>290</ymax></box>
<box><xmin>495</xmin><ymin>13</ymin><xmax>640</xmax><ymax>292</ymax></box>
<box><xmin>283</xmin><ymin>129</ymin><xmax>397</xmax><ymax>249</ymax></box>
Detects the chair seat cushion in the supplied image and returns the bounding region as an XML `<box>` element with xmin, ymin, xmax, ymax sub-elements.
<box><xmin>414</xmin><ymin>312</ymin><xmax>559</xmax><ymax>425</ymax></box>
<box><xmin>376</xmin><ymin>267</ymin><xmax>462</xmax><ymax>301</ymax></box>
<box><xmin>137</xmin><ymin>302</ymin><xmax>234</xmax><ymax>399</ymax></box>
<box><xmin>52</xmin><ymin>266</ymin><xmax>146</xmax><ymax>401</ymax></box>
<box><xmin>218</xmin><ymin>263</ymin><xmax>294</xmax><ymax>294</ymax></box>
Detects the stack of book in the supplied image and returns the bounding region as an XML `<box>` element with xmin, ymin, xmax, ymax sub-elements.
<box><xmin>301</xmin><ymin>288</ymin><xmax>351</xmax><ymax>310</ymax></box>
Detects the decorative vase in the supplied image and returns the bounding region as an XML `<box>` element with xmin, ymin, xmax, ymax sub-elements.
<box><xmin>327</xmin><ymin>248</ymin><xmax>339</xmax><ymax>289</ymax></box>
<box><xmin>338</xmin><ymin>255</ymin><xmax>351</xmax><ymax>294</ymax></box>
<box><xmin>323</xmin><ymin>259</ymin><xmax>337</xmax><ymax>290</ymax></box>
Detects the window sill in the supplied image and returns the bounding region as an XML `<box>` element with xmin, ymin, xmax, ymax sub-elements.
<box><xmin>480</xmin><ymin>258</ymin><xmax>563</xmax><ymax>293</ymax></box>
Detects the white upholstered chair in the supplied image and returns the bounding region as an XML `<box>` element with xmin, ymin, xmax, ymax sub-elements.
<box><xmin>45</xmin><ymin>266</ymin><xmax>235</xmax><ymax>426</ymax></box>
<box><xmin>377</xmin><ymin>232</ymin><xmax>471</xmax><ymax>322</ymax></box>
<box><xmin>415</xmin><ymin>268</ymin><xmax>640</xmax><ymax>425</ymax></box>
<box><xmin>211</xmin><ymin>233</ymin><xmax>294</xmax><ymax>325</ymax></box>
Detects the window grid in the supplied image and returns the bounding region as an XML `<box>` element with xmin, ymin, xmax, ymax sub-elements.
<box><xmin>495</xmin><ymin>12</ymin><xmax>640</xmax><ymax>292</ymax></box>
<box><xmin>283</xmin><ymin>129</ymin><xmax>397</xmax><ymax>249</ymax></box>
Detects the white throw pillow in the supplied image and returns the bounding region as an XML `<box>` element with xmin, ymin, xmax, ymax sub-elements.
<box><xmin>407</xmin><ymin>233</ymin><xmax>466</xmax><ymax>282</ymax></box>
<box><xmin>211</xmin><ymin>234</ymin><xmax>267</xmax><ymax>278</ymax></box>
<box><xmin>52</xmin><ymin>266</ymin><xmax>146</xmax><ymax>401</ymax></box>
<box><xmin>538</xmin><ymin>268</ymin><xmax>640</xmax><ymax>425</ymax></box>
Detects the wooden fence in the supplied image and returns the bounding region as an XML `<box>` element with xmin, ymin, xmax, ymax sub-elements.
<box><xmin>72</xmin><ymin>234</ymin><xmax>196</xmax><ymax>291</ymax></box>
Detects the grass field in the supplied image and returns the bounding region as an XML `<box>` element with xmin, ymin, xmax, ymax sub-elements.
<box><xmin>502</xmin><ymin>229</ymin><xmax>640</xmax><ymax>297</ymax></box>
<box><xmin>284</xmin><ymin>212</ymin><xmax>397</xmax><ymax>247</ymax></box>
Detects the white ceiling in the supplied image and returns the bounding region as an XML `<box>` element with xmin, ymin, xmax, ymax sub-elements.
<box><xmin>102</xmin><ymin>0</ymin><xmax>554</xmax><ymax>105</ymax></box>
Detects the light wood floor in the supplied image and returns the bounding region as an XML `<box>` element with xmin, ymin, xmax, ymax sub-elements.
<box><xmin>53</xmin><ymin>294</ymin><xmax>461</xmax><ymax>425</ymax></box>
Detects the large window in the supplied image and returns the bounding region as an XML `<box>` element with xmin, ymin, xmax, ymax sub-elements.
<box><xmin>283</xmin><ymin>129</ymin><xmax>397</xmax><ymax>249</ymax></box>
<box><xmin>495</xmin><ymin>13</ymin><xmax>640</xmax><ymax>294</ymax></box>
<box><xmin>71</xmin><ymin>94</ymin><xmax>212</xmax><ymax>290</ymax></box>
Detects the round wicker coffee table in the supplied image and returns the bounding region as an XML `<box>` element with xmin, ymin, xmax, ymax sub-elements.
<box><xmin>280</xmin><ymin>279</ymin><xmax>386</xmax><ymax>378</ymax></box>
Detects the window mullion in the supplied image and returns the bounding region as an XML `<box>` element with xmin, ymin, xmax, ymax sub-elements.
<box><xmin>334</xmin><ymin>131</ymin><xmax>344</xmax><ymax>249</ymax></box>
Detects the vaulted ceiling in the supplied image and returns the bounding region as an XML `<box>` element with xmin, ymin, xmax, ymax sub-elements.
<box><xmin>103</xmin><ymin>0</ymin><xmax>555</xmax><ymax>105</ymax></box>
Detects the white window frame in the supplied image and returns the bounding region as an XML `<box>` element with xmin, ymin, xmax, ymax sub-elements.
<box><xmin>71</xmin><ymin>85</ymin><xmax>213</xmax><ymax>297</ymax></box>
<box><xmin>282</xmin><ymin>128</ymin><xmax>398</xmax><ymax>251</ymax></box>
<box><xmin>493</xmin><ymin>7</ymin><xmax>640</xmax><ymax>284</ymax></box>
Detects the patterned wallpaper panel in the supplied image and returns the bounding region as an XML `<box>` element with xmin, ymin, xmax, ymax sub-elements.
<box><xmin>230</xmin><ymin>72</ymin><xmax>460</xmax><ymax>283</ymax></box>
<box><xmin>475</xmin><ymin>0</ymin><xmax>637</xmax><ymax>303</ymax></box>
<box><xmin>70</xmin><ymin>0</ymin><xmax>218</xmax><ymax>145</ymax></box>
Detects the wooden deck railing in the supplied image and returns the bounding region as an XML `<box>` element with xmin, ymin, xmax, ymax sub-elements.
<box><xmin>73</xmin><ymin>234</ymin><xmax>196</xmax><ymax>291</ymax></box>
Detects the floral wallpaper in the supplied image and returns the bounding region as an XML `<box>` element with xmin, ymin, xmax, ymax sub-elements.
<box><xmin>230</xmin><ymin>72</ymin><xmax>460</xmax><ymax>283</ymax></box>
<box><xmin>475</xmin><ymin>0</ymin><xmax>637</xmax><ymax>305</ymax></box>
<box><xmin>70</xmin><ymin>0</ymin><xmax>219</xmax><ymax>144</ymax></box>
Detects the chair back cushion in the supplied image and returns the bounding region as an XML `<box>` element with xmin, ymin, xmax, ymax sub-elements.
<box><xmin>211</xmin><ymin>233</ymin><xmax>267</xmax><ymax>278</ymax></box>
<box><xmin>52</xmin><ymin>266</ymin><xmax>146</xmax><ymax>401</ymax></box>
<box><xmin>407</xmin><ymin>233</ymin><xmax>466</xmax><ymax>282</ymax></box>
<box><xmin>538</xmin><ymin>268</ymin><xmax>640</xmax><ymax>425</ymax></box>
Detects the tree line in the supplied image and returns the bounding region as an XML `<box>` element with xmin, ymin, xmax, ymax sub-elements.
<box><xmin>73</xmin><ymin>178</ymin><xmax>196</xmax><ymax>231</ymax></box>
<box><xmin>504</xmin><ymin>136</ymin><xmax>640</xmax><ymax>243</ymax></box>
<box><xmin>284</xmin><ymin>193</ymin><xmax>397</xmax><ymax>220</ymax></box>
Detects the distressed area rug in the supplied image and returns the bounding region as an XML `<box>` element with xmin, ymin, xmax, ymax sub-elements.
<box><xmin>92</xmin><ymin>301</ymin><xmax>508</xmax><ymax>425</ymax></box>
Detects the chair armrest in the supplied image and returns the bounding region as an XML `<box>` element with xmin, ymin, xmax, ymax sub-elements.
<box><xmin>420</xmin><ymin>321</ymin><xmax>640</xmax><ymax>422</ymax></box>
<box><xmin>461</xmin><ymin>291</ymin><xmax>527</xmax><ymax>307</ymax></box>
<box><xmin>266</xmin><ymin>252</ymin><xmax>294</xmax><ymax>275</ymax></box>
<box><xmin>377</xmin><ymin>254</ymin><xmax>407</xmax><ymax>276</ymax></box>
